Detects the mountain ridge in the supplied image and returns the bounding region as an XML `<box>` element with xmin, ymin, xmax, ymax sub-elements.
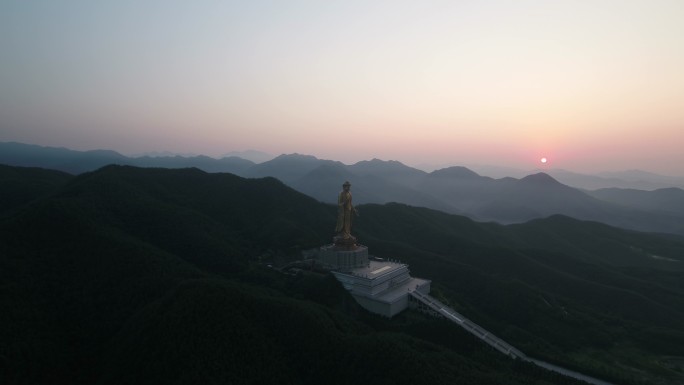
<box><xmin>3</xmin><ymin>141</ymin><xmax>684</xmax><ymax>236</ymax></box>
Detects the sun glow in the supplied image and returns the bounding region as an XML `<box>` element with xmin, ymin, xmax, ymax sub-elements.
<box><xmin>540</xmin><ymin>157</ymin><xmax>548</xmax><ymax>164</ymax></box>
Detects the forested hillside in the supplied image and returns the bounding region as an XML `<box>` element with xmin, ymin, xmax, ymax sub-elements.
<box><xmin>2</xmin><ymin>165</ymin><xmax>683</xmax><ymax>384</ymax></box>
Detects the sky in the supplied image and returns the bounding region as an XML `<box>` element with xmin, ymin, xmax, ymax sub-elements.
<box><xmin>1</xmin><ymin>0</ymin><xmax>683</xmax><ymax>175</ymax></box>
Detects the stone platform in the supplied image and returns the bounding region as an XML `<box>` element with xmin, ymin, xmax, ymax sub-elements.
<box><xmin>332</xmin><ymin>260</ymin><xmax>431</xmax><ymax>318</ymax></box>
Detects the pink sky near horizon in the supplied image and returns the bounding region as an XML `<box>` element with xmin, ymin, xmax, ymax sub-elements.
<box><xmin>1</xmin><ymin>1</ymin><xmax>683</xmax><ymax>176</ymax></box>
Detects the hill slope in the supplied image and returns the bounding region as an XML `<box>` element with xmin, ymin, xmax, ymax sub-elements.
<box><xmin>0</xmin><ymin>164</ymin><xmax>72</xmax><ymax>214</ymax></box>
<box><xmin>2</xmin><ymin>165</ymin><xmax>684</xmax><ymax>384</ymax></box>
<box><xmin>2</xmin><ymin>165</ymin><xmax>598</xmax><ymax>385</ymax></box>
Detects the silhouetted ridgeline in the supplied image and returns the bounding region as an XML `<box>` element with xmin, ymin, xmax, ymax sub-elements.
<box><xmin>2</xmin><ymin>164</ymin><xmax>684</xmax><ymax>384</ymax></box>
<box><xmin>3</xmin><ymin>141</ymin><xmax>684</xmax><ymax>236</ymax></box>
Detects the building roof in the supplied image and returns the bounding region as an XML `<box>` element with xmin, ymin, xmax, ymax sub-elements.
<box><xmin>374</xmin><ymin>277</ymin><xmax>431</xmax><ymax>303</ymax></box>
<box><xmin>348</xmin><ymin>260</ymin><xmax>406</xmax><ymax>279</ymax></box>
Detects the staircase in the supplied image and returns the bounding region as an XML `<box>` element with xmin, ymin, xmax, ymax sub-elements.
<box><xmin>409</xmin><ymin>290</ymin><xmax>615</xmax><ymax>385</ymax></box>
<box><xmin>409</xmin><ymin>290</ymin><xmax>526</xmax><ymax>359</ymax></box>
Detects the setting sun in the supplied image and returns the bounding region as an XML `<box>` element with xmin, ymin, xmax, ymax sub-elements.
<box><xmin>541</xmin><ymin>157</ymin><xmax>548</xmax><ymax>164</ymax></box>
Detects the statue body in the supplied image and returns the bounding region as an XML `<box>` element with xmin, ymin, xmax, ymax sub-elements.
<box><xmin>335</xmin><ymin>182</ymin><xmax>355</xmax><ymax>239</ymax></box>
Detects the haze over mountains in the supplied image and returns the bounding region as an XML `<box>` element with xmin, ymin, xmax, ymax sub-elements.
<box><xmin>3</xmin><ymin>141</ymin><xmax>684</xmax><ymax>237</ymax></box>
<box><xmin>466</xmin><ymin>164</ymin><xmax>684</xmax><ymax>191</ymax></box>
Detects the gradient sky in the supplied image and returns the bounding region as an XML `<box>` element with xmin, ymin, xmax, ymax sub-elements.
<box><xmin>1</xmin><ymin>0</ymin><xmax>683</xmax><ymax>175</ymax></box>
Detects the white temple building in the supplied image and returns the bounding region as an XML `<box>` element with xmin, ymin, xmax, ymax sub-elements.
<box><xmin>331</xmin><ymin>259</ymin><xmax>430</xmax><ymax>317</ymax></box>
<box><xmin>319</xmin><ymin>239</ymin><xmax>430</xmax><ymax>318</ymax></box>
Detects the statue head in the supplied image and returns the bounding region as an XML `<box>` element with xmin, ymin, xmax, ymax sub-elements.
<box><xmin>342</xmin><ymin>181</ymin><xmax>351</xmax><ymax>191</ymax></box>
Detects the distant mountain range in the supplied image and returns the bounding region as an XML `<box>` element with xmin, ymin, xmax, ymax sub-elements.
<box><xmin>4</xmin><ymin>141</ymin><xmax>684</xmax><ymax>189</ymax></box>
<box><xmin>0</xmin><ymin>141</ymin><xmax>255</xmax><ymax>175</ymax></box>
<box><xmin>466</xmin><ymin>164</ymin><xmax>684</xmax><ymax>190</ymax></box>
<box><xmin>222</xmin><ymin>149</ymin><xmax>274</xmax><ymax>163</ymax></box>
<box><xmin>2</xmin><ymin>141</ymin><xmax>684</xmax><ymax>236</ymax></box>
<box><xmin>548</xmin><ymin>168</ymin><xmax>684</xmax><ymax>190</ymax></box>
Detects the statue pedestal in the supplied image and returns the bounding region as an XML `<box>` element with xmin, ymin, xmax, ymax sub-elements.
<box><xmin>319</xmin><ymin>236</ymin><xmax>368</xmax><ymax>272</ymax></box>
<box><xmin>333</xmin><ymin>235</ymin><xmax>357</xmax><ymax>251</ymax></box>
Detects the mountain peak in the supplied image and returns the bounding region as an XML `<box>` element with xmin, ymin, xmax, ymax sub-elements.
<box><xmin>429</xmin><ymin>166</ymin><xmax>481</xmax><ymax>179</ymax></box>
<box><xmin>349</xmin><ymin>158</ymin><xmax>424</xmax><ymax>178</ymax></box>
<box><xmin>273</xmin><ymin>153</ymin><xmax>320</xmax><ymax>161</ymax></box>
<box><xmin>518</xmin><ymin>172</ymin><xmax>562</xmax><ymax>185</ymax></box>
<box><xmin>354</xmin><ymin>158</ymin><xmax>407</xmax><ymax>166</ymax></box>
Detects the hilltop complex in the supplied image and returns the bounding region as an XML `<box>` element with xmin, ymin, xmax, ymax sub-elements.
<box><xmin>319</xmin><ymin>181</ymin><xmax>430</xmax><ymax>317</ymax></box>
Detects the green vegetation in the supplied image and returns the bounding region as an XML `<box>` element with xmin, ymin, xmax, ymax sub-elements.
<box><xmin>356</xmin><ymin>203</ymin><xmax>684</xmax><ymax>385</ymax></box>
<box><xmin>0</xmin><ymin>164</ymin><xmax>72</xmax><ymax>215</ymax></box>
<box><xmin>2</xmin><ymin>164</ymin><xmax>683</xmax><ymax>384</ymax></box>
